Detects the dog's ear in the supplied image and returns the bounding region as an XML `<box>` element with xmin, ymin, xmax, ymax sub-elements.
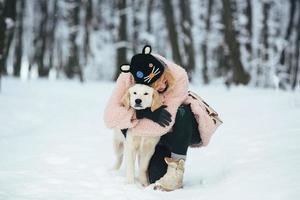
<box><xmin>121</xmin><ymin>90</ymin><xmax>130</xmax><ymax>109</ymax></box>
<box><xmin>151</xmin><ymin>90</ymin><xmax>163</xmax><ymax>112</ymax></box>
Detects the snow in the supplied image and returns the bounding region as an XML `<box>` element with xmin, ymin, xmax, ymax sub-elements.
<box><xmin>0</xmin><ymin>78</ymin><xmax>300</xmax><ymax>200</ymax></box>
<box><xmin>5</xmin><ymin>18</ymin><xmax>15</xmax><ymax>29</ymax></box>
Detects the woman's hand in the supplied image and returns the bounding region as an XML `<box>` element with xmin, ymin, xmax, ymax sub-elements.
<box><xmin>136</xmin><ymin>105</ymin><xmax>172</xmax><ymax>127</ymax></box>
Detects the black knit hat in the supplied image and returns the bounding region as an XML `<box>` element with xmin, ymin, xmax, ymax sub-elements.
<box><xmin>120</xmin><ymin>45</ymin><xmax>165</xmax><ymax>85</ymax></box>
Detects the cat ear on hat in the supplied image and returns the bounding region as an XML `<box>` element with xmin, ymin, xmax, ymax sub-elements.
<box><xmin>142</xmin><ymin>45</ymin><xmax>152</xmax><ymax>54</ymax></box>
<box><xmin>120</xmin><ymin>64</ymin><xmax>131</xmax><ymax>73</ymax></box>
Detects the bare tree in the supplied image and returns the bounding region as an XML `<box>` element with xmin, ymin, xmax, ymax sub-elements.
<box><xmin>31</xmin><ymin>0</ymin><xmax>49</xmax><ymax>77</ymax></box>
<box><xmin>280</xmin><ymin>0</ymin><xmax>296</xmax><ymax>66</ymax></box>
<box><xmin>0</xmin><ymin>0</ymin><xmax>16</xmax><ymax>78</ymax></box>
<box><xmin>83</xmin><ymin>0</ymin><xmax>93</xmax><ymax>64</ymax></box>
<box><xmin>65</xmin><ymin>0</ymin><xmax>84</xmax><ymax>82</ymax></box>
<box><xmin>201</xmin><ymin>0</ymin><xmax>214</xmax><ymax>84</ymax></box>
<box><xmin>132</xmin><ymin>0</ymin><xmax>143</xmax><ymax>54</ymax></box>
<box><xmin>146</xmin><ymin>0</ymin><xmax>154</xmax><ymax>34</ymax></box>
<box><xmin>0</xmin><ymin>2</ymin><xmax>4</xmax><ymax>60</ymax></box>
<box><xmin>115</xmin><ymin>0</ymin><xmax>128</xmax><ymax>80</ymax></box>
<box><xmin>222</xmin><ymin>0</ymin><xmax>250</xmax><ymax>85</ymax></box>
<box><xmin>0</xmin><ymin>0</ymin><xmax>4</xmax><ymax>91</ymax></box>
<box><xmin>13</xmin><ymin>0</ymin><xmax>25</xmax><ymax>77</ymax></box>
<box><xmin>179</xmin><ymin>0</ymin><xmax>195</xmax><ymax>78</ymax></box>
<box><xmin>245</xmin><ymin>0</ymin><xmax>252</xmax><ymax>58</ymax></box>
<box><xmin>48</xmin><ymin>0</ymin><xmax>58</xmax><ymax>72</ymax></box>
<box><xmin>292</xmin><ymin>2</ymin><xmax>300</xmax><ymax>89</ymax></box>
<box><xmin>261</xmin><ymin>1</ymin><xmax>271</xmax><ymax>87</ymax></box>
<box><xmin>162</xmin><ymin>0</ymin><xmax>182</xmax><ymax>67</ymax></box>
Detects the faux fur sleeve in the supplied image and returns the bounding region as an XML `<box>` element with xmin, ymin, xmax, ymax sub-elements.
<box><xmin>130</xmin><ymin>67</ymin><xmax>189</xmax><ymax>137</ymax></box>
<box><xmin>103</xmin><ymin>73</ymin><xmax>138</xmax><ymax>129</ymax></box>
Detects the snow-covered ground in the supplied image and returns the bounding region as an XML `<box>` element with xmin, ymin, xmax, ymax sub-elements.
<box><xmin>0</xmin><ymin>78</ymin><xmax>299</xmax><ymax>200</ymax></box>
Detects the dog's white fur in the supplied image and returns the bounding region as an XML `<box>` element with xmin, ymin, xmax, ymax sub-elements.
<box><xmin>113</xmin><ymin>84</ymin><xmax>162</xmax><ymax>186</ymax></box>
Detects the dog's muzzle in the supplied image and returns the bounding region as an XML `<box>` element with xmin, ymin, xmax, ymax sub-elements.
<box><xmin>134</xmin><ymin>104</ymin><xmax>143</xmax><ymax>109</ymax></box>
<box><xmin>134</xmin><ymin>98</ymin><xmax>143</xmax><ymax>109</ymax></box>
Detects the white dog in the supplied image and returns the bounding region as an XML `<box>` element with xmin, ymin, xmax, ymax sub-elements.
<box><xmin>113</xmin><ymin>84</ymin><xmax>162</xmax><ymax>186</ymax></box>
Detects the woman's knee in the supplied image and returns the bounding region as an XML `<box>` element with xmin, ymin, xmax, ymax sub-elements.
<box><xmin>175</xmin><ymin>105</ymin><xmax>194</xmax><ymax>127</ymax></box>
<box><xmin>174</xmin><ymin>104</ymin><xmax>201</xmax><ymax>145</ymax></box>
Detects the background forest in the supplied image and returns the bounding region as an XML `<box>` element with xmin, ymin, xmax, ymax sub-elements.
<box><xmin>0</xmin><ymin>0</ymin><xmax>300</xmax><ymax>90</ymax></box>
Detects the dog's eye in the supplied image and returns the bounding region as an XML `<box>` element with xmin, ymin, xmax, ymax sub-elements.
<box><xmin>133</xmin><ymin>92</ymin><xmax>137</xmax><ymax>95</ymax></box>
<box><xmin>144</xmin><ymin>92</ymin><xmax>149</xmax><ymax>95</ymax></box>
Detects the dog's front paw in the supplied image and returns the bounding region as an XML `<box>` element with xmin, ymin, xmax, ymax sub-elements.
<box><xmin>111</xmin><ymin>164</ymin><xmax>121</xmax><ymax>171</ymax></box>
<box><xmin>126</xmin><ymin>176</ymin><xmax>135</xmax><ymax>184</ymax></box>
<box><xmin>138</xmin><ymin>174</ymin><xmax>149</xmax><ymax>187</ymax></box>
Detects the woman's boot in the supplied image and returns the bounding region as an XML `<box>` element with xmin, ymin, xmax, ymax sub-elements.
<box><xmin>154</xmin><ymin>157</ymin><xmax>185</xmax><ymax>191</ymax></box>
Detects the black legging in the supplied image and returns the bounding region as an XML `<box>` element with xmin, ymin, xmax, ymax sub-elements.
<box><xmin>148</xmin><ymin>104</ymin><xmax>201</xmax><ymax>183</ymax></box>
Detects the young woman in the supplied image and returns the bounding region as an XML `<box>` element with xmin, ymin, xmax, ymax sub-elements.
<box><xmin>104</xmin><ymin>45</ymin><xmax>220</xmax><ymax>191</ymax></box>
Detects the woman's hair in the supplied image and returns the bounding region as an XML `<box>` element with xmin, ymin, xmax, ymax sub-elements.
<box><xmin>151</xmin><ymin>67</ymin><xmax>175</xmax><ymax>92</ymax></box>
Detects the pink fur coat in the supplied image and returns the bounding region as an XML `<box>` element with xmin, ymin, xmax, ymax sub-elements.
<box><xmin>103</xmin><ymin>54</ymin><xmax>220</xmax><ymax>147</ymax></box>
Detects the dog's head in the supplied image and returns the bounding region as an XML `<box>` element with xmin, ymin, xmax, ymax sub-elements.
<box><xmin>121</xmin><ymin>84</ymin><xmax>162</xmax><ymax>111</ymax></box>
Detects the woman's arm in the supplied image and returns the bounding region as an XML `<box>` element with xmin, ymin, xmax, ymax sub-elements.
<box><xmin>103</xmin><ymin>73</ymin><xmax>138</xmax><ymax>129</ymax></box>
<box><xmin>131</xmin><ymin>69</ymin><xmax>189</xmax><ymax>136</ymax></box>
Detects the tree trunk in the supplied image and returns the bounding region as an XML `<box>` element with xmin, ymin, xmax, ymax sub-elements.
<box><xmin>83</xmin><ymin>0</ymin><xmax>92</xmax><ymax>64</ymax></box>
<box><xmin>13</xmin><ymin>0</ymin><xmax>25</xmax><ymax>77</ymax></box>
<box><xmin>115</xmin><ymin>0</ymin><xmax>128</xmax><ymax>80</ymax></box>
<box><xmin>48</xmin><ymin>0</ymin><xmax>58</xmax><ymax>71</ymax></box>
<box><xmin>32</xmin><ymin>0</ymin><xmax>49</xmax><ymax>77</ymax></box>
<box><xmin>280</xmin><ymin>0</ymin><xmax>296</xmax><ymax>66</ymax></box>
<box><xmin>292</xmin><ymin>4</ymin><xmax>300</xmax><ymax>89</ymax></box>
<box><xmin>262</xmin><ymin>2</ymin><xmax>270</xmax><ymax>61</ymax></box>
<box><xmin>222</xmin><ymin>0</ymin><xmax>250</xmax><ymax>85</ymax></box>
<box><xmin>39</xmin><ymin>0</ymin><xmax>49</xmax><ymax>76</ymax></box>
<box><xmin>179</xmin><ymin>0</ymin><xmax>195</xmax><ymax>78</ymax></box>
<box><xmin>201</xmin><ymin>0</ymin><xmax>213</xmax><ymax>84</ymax></box>
<box><xmin>146</xmin><ymin>0</ymin><xmax>154</xmax><ymax>33</ymax></box>
<box><xmin>66</xmin><ymin>0</ymin><xmax>84</xmax><ymax>82</ymax></box>
<box><xmin>0</xmin><ymin>0</ymin><xmax>4</xmax><ymax>91</ymax></box>
<box><xmin>0</xmin><ymin>2</ymin><xmax>5</xmax><ymax>59</ymax></box>
<box><xmin>245</xmin><ymin>0</ymin><xmax>252</xmax><ymax>56</ymax></box>
<box><xmin>132</xmin><ymin>0</ymin><xmax>142</xmax><ymax>54</ymax></box>
<box><xmin>162</xmin><ymin>0</ymin><xmax>182</xmax><ymax>67</ymax></box>
<box><xmin>0</xmin><ymin>0</ymin><xmax>16</xmax><ymax>77</ymax></box>
<box><xmin>262</xmin><ymin>1</ymin><xmax>271</xmax><ymax>87</ymax></box>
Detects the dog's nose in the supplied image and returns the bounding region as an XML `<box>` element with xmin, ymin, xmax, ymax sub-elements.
<box><xmin>135</xmin><ymin>99</ymin><xmax>142</xmax><ymax>104</ymax></box>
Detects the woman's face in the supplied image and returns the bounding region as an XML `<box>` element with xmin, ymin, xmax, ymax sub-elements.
<box><xmin>155</xmin><ymin>79</ymin><xmax>167</xmax><ymax>92</ymax></box>
<box><xmin>151</xmin><ymin>69</ymin><xmax>174</xmax><ymax>93</ymax></box>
